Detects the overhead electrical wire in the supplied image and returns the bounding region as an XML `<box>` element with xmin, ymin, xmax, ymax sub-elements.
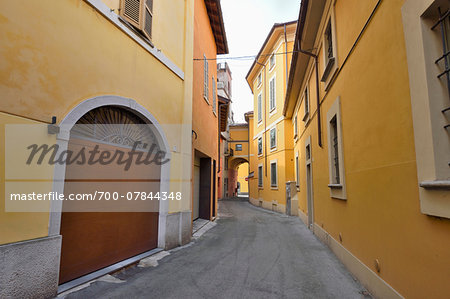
<box><xmin>193</xmin><ymin>49</ymin><xmax>314</xmax><ymax>61</ymax></box>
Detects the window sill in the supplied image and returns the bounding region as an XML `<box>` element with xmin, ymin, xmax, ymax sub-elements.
<box><xmin>269</xmin><ymin>108</ymin><xmax>277</xmax><ymax>118</ymax></box>
<box><xmin>321</xmin><ymin>57</ymin><xmax>336</xmax><ymax>82</ymax></box>
<box><xmin>213</xmin><ymin>110</ymin><xmax>217</xmax><ymax>117</ymax></box>
<box><xmin>118</xmin><ymin>16</ymin><xmax>154</xmax><ymax>48</ymax></box>
<box><xmin>420</xmin><ymin>180</ymin><xmax>450</xmax><ymax>190</ymax></box>
<box><xmin>204</xmin><ymin>96</ymin><xmax>210</xmax><ymax>105</ymax></box>
<box><xmin>271</xmin><ymin>186</ymin><xmax>278</xmax><ymax>190</ymax></box>
<box><xmin>258</xmin><ymin>186</ymin><xmax>264</xmax><ymax>189</ymax></box>
<box><xmin>328</xmin><ymin>184</ymin><xmax>343</xmax><ymax>189</ymax></box>
<box><xmin>270</xmin><ymin>147</ymin><xmax>277</xmax><ymax>152</ymax></box>
<box><xmin>302</xmin><ymin>112</ymin><xmax>310</xmax><ymax>122</ymax></box>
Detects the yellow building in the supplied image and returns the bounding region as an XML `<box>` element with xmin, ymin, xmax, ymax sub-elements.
<box><xmin>284</xmin><ymin>0</ymin><xmax>450</xmax><ymax>298</ymax></box>
<box><xmin>0</xmin><ymin>0</ymin><xmax>197</xmax><ymax>296</ymax></box>
<box><xmin>245</xmin><ymin>21</ymin><xmax>296</xmax><ymax>213</ymax></box>
<box><xmin>226</xmin><ymin>123</ymin><xmax>250</xmax><ymax>196</ymax></box>
<box><xmin>237</xmin><ymin>163</ymin><xmax>249</xmax><ymax>194</ymax></box>
<box><xmin>191</xmin><ymin>0</ymin><xmax>228</xmax><ymax>222</ymax></box>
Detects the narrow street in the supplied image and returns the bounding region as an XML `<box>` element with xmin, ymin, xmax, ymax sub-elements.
<box><xmin>62</xmin><ymin>199</ymin><xmax>370</xmax><ymax>299</ymax></box>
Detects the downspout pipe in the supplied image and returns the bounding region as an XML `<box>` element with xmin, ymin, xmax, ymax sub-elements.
<box><xmin>255</xmin><ymin>61</ymin><xmax>268</xmax><ymax>175</ymax></box>
<box><xmin>284</xmin><ymin>24</ymin><xmax>289</xmax><ymax>91</ymax></box>
<box><xmin>297</xmin><ymin>41</ymin><xmax>322</xmax><ymax>148</ymax></box>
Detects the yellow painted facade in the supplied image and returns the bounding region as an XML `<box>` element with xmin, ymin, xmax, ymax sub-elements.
<box><xmin>237</xmin><ymin>163</ymin><xmax>249</xmax><ymax>193</ymax></box>
<box><xmin>246</xmin><ymin>22</ymin><xmax>296</xmax><ymax>213</ymax></box>
<box><xmin>0</xmin><ymin>0</ymin><xmax>198</xmax><ymax>295</ymax></box>
<box><xmin>282</xmin><ymin>0</ymin><xmax>450</xmax><ymax>298</ymax></box>
<box><xmin>0</xmin><ymin>0</ymin><xmax>194</xmax><ymax>246</ymax></box>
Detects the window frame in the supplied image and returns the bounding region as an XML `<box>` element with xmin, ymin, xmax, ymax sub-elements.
<box><xmin>204</xmin><ymin>54</ymin><xmax>209</xmax><ymax>103</ymax></box>
<box><xmin>258</xmin><ymin>164</ymin><xmax>263</xmax><ymax>188</ymax></box>
<box><xmin>257</xmin><ymin>72</ymin><xmax>262</xmax><ymax>88</ymax></box>
<box><xmin>321</xmin><ymin>6</ymin><xmax>339</xmax><ymax>89</ymax></box>
<box><xmin>270</xmin><ymin>160</ymin><xmax>278</xmax><ymax>188</ymax></box>
<box><xmin>293</xmin><ymin>114</ymin><xmax>298</xmax><ymax>139</ymax></box>
<box><xmin>257</xmin><ymin>93</ymin><xmax>263</xmax><ymax>123</ymax></box>
<box><xmin>257</xmin><ymin>137</ymin><xmax>263</xmax><ymax>156</ymax></box>
<box><xmin>295</xmin><ymin>152</ymin><xmax>300</xmax><ymax>188</ymax></box>
<box><xmin>402</xmin><ymin>0</ymin><xmax>450</xmax><ymax>218</ymax></box>
<box><xmin>326</xmin><ymin>97</ymin><xmax>346</xmax><ymax>200</ymax></box>
<box><xmin>302</xmin><ymin>85</ymin><xmax>310</xmax><ymax>122</ymax></box>
<box><xmin>212</xmin><ymin>76</ymin><xmax>217</xmax><ymax>115</ymax></box>
<box><xmin>269</xmin><ymin>75</ymin><xmax>276</xmax><ymax>114</ymax></box>
<box><xmin>119</xmin><ymin>0</ymin><xmax>153</xmax><ymax>41</ymax></box>
<box><xmin>269</xmin><ymin>127</ymin><xmax>277</xmax><ymax>150</ymax></box>
<box><xmin>269</xmin><ymin>54</ymin><xmax>276</xmax><ymax>71</ymax></box>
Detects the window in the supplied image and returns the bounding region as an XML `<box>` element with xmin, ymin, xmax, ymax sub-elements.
<box><xmin>330</xmin><ymin>116</ymin><xmax>340</xmax><ymax>184</ymax></box>
<box><xmin>306</xmin><ymin>144</ymin><xmax>311</xmax><ymax>161</ymax></box>
<box><xmin>224</xmin><ymin>157</ymin><xmax>228</xmax><ymax>170</ymax></box>
<box><xmin>327</xmin><ymin>97</ymin><xmax>346</xmax><ymax>200</ymax></box>
<box><xmin>120</xmin><ymin>0</ymin><xmax>153</xmax><ymax>40</ymax></box>
<box><xmin>269</xmin><ymin>77</ymin><xmax>276</xmax><ymax>111</ymax></box>
<box><xmin>235</xmin><ymin>144</ymin><xmax>242</xmax><ymax>151</ymax></box>
<box><xmin>321</xmin><ymin>12</ymin><xmax>338</xmax><ymax>84</ymax></box>
<box><xmin>204</xmin><ymin>55</ymin><xmax>209</xmax><ymax>102</ymax></box>
<box><xmin>270</xmin><ymin>128</ymin><xmax>276</xmax><ymax>149</ymax></box>
<box><xmin>402</xmin><ymin>0</ymin><xmax>450</xmax><ymax>218</ymax></box>
<box><xmin>257</xmin><ymin>137</ymin><xmax>263</xmax><ymax>155</ymax></box>
<box><xmin>293</xmin><ymin>114</ymin><xmax>298</xmax><ymax>138</ymax></box>
<box><xmin>433</xmin><ymin>7</ymin><xmax>450</xmax><ymax>104</ymax></box>
<box><xmin>257</xmin><ymin>72</ymin><xmax>262</xmax><ymax>86</ymax></box>
<box><xmin>303</xmin><ymin>86</ymin><xmax>310</xmax><ymax>121</ymax></box>
<box><xmin>270</xmin><ymin>161</ymin><xmax>277</xmax><ymax>188</ymax></box>
<box><xmin>296</xmin><ymin>154</ymin><xmax>300</xmax><ymax>187</ymax></box>
<box><xmin>212</xmin><ymin>76</ymin><xmax>216</xmax><ymax>113</ymax></box>
<box><xmin>258</xmin><ymin>165</ymin><xmax>263</xmax><ymax>187</ymax></box>
<box><xmin>257</xmin><ymin>93</ymin><xmax>263</xmax><ymax>122</ymax></box>
<box><xmin>269</xmin><ymin>54</ymin><xmax>275</xmax><ymax>70</ymax></box>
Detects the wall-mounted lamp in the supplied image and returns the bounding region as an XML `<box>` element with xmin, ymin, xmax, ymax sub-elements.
<box><xmin>48</xmin><ymin>116</ymin><xmax>60</xmax><ymax>134</ymax></box>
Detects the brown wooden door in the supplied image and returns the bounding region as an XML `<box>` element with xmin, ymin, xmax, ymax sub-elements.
<box><xmin>199</xmin><ymin>158</ymin><xmax>211</xmax><ymax>220</ymax></box>
<box><xmin>59</xmin><ymin>138</ymin><xmax>160</xmax><ymax>284</ymax></box>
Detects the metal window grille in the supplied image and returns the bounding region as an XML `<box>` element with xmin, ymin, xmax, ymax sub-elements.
<box><xmin>258</xmin><ymin>166</ymin><xmax>263</xmax><ymax>187</ymax></box>
<box><xmin>326</xmin><ymin>22</ymin><xmax>333</xmax><ymax>60</ymax></box>
<box><xmin>432</xmin><ymin>7</ymin><xmax>450</xmax><ymax>131</ymax></box>
<box><xmin>331</xmin><ymin>116</ymin><xmax>340</xmax><ymax>184</ymax></box>
<box><xmin>271</xmin><ymin>163</ymin><xmax>277</xmax><ymax>186</ymax></box>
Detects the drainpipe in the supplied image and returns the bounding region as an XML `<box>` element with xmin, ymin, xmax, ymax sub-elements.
<box><xmin>297</xmin><ymin>40</ymin><xmax>322</xmax><ymax>148</ymax></box>
<box><xmin>256</xmin><ymin>61</ymin><xmax>268</xmax><ymax>175</ymax></box>
<box><xmin>284</xmin><ymin>24</ymin><xmax>289</xmax><ymax>91</ymax></box>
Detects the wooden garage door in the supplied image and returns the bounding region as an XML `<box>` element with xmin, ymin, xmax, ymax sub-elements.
<box><xmin>59</xmin><ymin>107</ymin><xmax>161</xmax><ymax>284</ymax></box>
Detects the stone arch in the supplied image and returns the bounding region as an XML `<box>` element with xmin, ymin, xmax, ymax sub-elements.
<box><xmin>48</xmin><ymin>95</ymin><xmax>171</xmax><ymax>249</ymax></box>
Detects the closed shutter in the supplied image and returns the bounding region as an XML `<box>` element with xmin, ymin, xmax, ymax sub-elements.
<box><xmin>120</xmin><ymin>0</ymin><xmax>144</xmax><ymax>29</ymax></box>
<box><xmin>269</xmin><ymin>78</ymin><xmax>275</xmax><ymax>110</ymax></box>
<box><xmin>143</xmin><ymin>0</ymin><xmax>153</xmax><ymax>39</ymax></box>
<box><xmin>120</xmin><ymin>0</ymin><xmax>153</xmax><ymax>40</ymax></box>
<box><xmin>203</xmin><ymin>54</ymin><xmax>208</xmax><ymax>100</ymax></box>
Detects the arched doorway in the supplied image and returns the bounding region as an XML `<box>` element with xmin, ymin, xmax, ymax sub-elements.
<box><xmin>227</xmin><ymin>157</ymin><xmax>249</xmax><ymax>198</ymax></box>
<box><xmin>58</xmin><ymin>106</ymin><xmax>162</xmax><ymax>284</ymax></box>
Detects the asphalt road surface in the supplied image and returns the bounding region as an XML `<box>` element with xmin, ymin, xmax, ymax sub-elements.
<box><xmin>62</xmin><ymin>199</ymin><xmax>370</xmax><ymax>299</ymax></box>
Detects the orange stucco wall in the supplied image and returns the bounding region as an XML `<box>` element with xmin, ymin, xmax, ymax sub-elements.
<box><xmin>192</xmin><ymin>0</ymin><xmax>219</xmax><ymax>219</ymax></box>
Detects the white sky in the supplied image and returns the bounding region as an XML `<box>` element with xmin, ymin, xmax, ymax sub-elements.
<box><xmin>219</xmin><ymin>0</ymin><xmax>300</xmax><ymax>123</ymax></box>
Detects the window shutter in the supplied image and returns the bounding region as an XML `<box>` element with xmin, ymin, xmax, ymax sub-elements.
<box><xmin>204</xmin><ymin>56</ymin><xmax>207</xmax><ymax>99</ymax></box>
<box><xmin>270</xmin><ymin>79</ymin><xmax>275</xmax><ymax>110</ymax></box>
<box><xmin>120</xmin><ymin>0</ymin><xmax>144</xmax><ymax>29</ymax></box>
<box><xmin>206</xmin><ymin>60</ymin><xmax>209</xmax><ymax>100</ymax></box>
<box><xmin>143</xmin><ymin>0</ymin><xmax>153</xmax><ymax>39</ymax></box>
